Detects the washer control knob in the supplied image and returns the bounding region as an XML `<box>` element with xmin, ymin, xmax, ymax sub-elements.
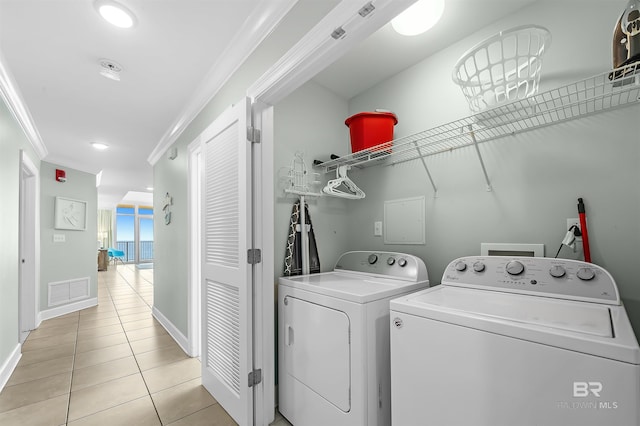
<box><xmin>387</xmin><ymin>257</ymin><xmax>396</xmax><ymax>266</ymax></box>
<box><xmin>549</xmin><ymin>265</ymin><xmax>566</xmax><ymax>278</ymax></box>
<box><xmin>368</xmin><ymin>254</ymin><xmax>378</xmax><ymax>265</ymax></box>
<box><xmin>473</xmin><ymin>262</ymin><xmax>486</xmax><ymax>272</ymax></box>
<box><xmin>505</xmin><ymin>260</ymin><xmax>525</xmax><ymax>276</ymax></box>
<box><xmin>455</xmin><ymin>261</ymin><xmax>467</xmax><ymax>272</ymax></box>
<box><xmin>577</xmin><ymin>267</ymin><xmax>596</xmax><ymax>281</ymax></box>
<box><xmin>398</xmin><ymin>258</ymin><xmax>408</xmax><ymax>267</ymax></box>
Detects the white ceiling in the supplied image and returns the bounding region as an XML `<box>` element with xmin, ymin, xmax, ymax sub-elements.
<box><xmin>0</xmin><ymin>0</ymin><xmax>269</xmax><ymax>208</ymax></box>
<box><xmin>1</xmin><ymin>0</ymin><xmax>536</xmax><ymax>209</ymax></box>
<box><xmin>313</xmin><ymin>0</ymin><xmax>537</xmax><ymax>100</ymax></box>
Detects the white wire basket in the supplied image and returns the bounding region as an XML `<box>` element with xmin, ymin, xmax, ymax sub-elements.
<box><xmin>452</xmin><ymin>25</ymin><xmax>552</xmax><ymax>113</ymax></box>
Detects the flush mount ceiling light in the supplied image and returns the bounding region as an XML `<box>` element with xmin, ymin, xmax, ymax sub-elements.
<box><xmin>91</xmin><ymin>142</ymin><xmax>109</xmax><ymax>150</ymax></box>
<box><xmin>391</xmin><ymin>0</ymin><xmax>445</xmax><ymax>36</ymax></box>
<box><xmin>99</xmin><ymin>59</ymin><xmax>122</xmax><ymax>81</ymax></box>
<box><xmin>95</xmin><ymin>0</ymin><xmax>136</xmax><ymax>28</ymax></box>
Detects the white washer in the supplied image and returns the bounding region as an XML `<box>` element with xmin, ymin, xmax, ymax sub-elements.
<box><xmin>390</xmin><ymin>256</ymin><xmax>640</xmax><ymax>426</ymax></box>
<box><xmin>279</xmin><ymin>251</ymin><xmax>429</xmax><ymax>426</ymax></box>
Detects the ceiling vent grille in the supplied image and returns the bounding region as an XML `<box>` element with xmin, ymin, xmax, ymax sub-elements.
<box><xmin>99</xmin><ymin>59</ymin><xmax>123</xmax><ymax>81</ymax></box>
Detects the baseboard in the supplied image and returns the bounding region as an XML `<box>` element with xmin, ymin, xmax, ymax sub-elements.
<box><xmin>0</xmin><ymin>344</ymin><xmax>21</xmax><ymax>393</ymax></box>
<box><xmin>152</xmin><ymin>307</ymin><xmax>191</xmax><ymax>356</ymax></box>
<box><xmin>37</xmin><ymin>297</ymin><xmax>98</xmax><ymax>325</ymax></box>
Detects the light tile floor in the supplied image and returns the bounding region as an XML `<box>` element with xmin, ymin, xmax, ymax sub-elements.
<box><xmin>0</xmin><ymin>264</ymin><xmax>291</xmax><ymax>426</ymax></box>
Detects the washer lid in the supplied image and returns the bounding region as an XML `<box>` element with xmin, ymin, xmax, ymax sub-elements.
<box><xmin>412</xmin><ymin>286</ymin><xmax>612</xmax><ymax>337</ymax></box>
<box><xmin>390</xmin><ymin>286</ymin><xmax>640</xmax><ymax>364</ymax></box>
<box><xmin>279</xmin><ymin>271</ymin><xmax>429</xmax><ymax>303</ymax></box>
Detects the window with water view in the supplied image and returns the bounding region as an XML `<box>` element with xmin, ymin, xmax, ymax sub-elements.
<box><xmin>116</xmin><ymin>205</ymin><xmax>153</xmax><ymax>263</ymax></box>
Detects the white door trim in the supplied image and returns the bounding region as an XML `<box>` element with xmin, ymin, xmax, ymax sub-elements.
<box><xmin>247</xmin><ymin>0</ymin><xmax>414</xmax><ymax>105</ymax></box>
<box><xmin>187</xmin><ymin>137</ymin><xmax>202</xmax><ymax>357</ymax></box>
<box><xmin>246</xmin><ymin>2</ymin><xmax>415</xmax><ymax>424</ymax></box>
<box><xmin>249</xmin><ymin>102</ymin><xmax>275</xmax><ymax>425</ymax></box>
<box><xmin>19</xmin><ymin>150</ymin><xmax>40</xmax><ymax>339</ymax></box>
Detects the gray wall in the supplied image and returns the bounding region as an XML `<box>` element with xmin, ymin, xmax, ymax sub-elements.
<box><xmin>272</xmin><ymin>1</ymin><xmax>640</xmax><ymax>337</ymax></box>
<box><xmin>0</xmin><ymin>98</ymin><xmax>40</xmax><ymax>367</ymax></box>
<box><xmin>273</xmin><ymin>80</ymin><xmax>351</xmax><ymax>279</ymax></box>
<box><xmin>152</xmin><ymin>1</ymin><xmax>339</xmax><ymax>336</ymax></box>
<box><xmin>341</xmin><ymin>1</ymin><xmax>640</xmax><ymax>335</ymax></box>
<box><xmin>39</xmin><ymin>161</ymin><xmax>98</xmax><ymax>310</ymax></box>
<box><xmin>153</xmin><ymin>148</ymin><xmax>189</xmax><ymax>334</ymax></box>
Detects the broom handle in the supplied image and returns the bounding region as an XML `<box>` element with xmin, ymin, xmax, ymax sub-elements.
<box><xmin>578</xmin><ymin>198</ymin><xmax>591</xmax><ymax>263</ymax></box>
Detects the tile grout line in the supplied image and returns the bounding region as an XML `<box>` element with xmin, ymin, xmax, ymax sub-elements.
<box><xmin>109</xmin><ymin>266</ymin><xmax>165</xmax><ymax>425</ymax></box>
<box><xmin>115</xmin><ymin>264</ymin><xmax>154</xmax><ymax>309</ymax></box>
<box><xmin>64</xmin><ymin>273</ymin><xmax>134</xmax><ymax>425</ymax></box>
<box><xmin>64</xmin><ymin>306</ymin><xmax>81</xmax><ymax>425</ymax></box>
<box><xmin>112</xmin><ymin>265</ymin><xmax>200</xmax><ymax>425</ymax></box>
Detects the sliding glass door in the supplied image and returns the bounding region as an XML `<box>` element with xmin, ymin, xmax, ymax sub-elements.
<box><xmin>116</xmin><ymin>205</ymin><xmax>135</xmax><ymax>262</ymax></box>
<box><xmin>115</xmin><ymin>205</ymin><xmax>154</xmax><ymax>264</ymax></box>
<box><xmin>139</xmin><ymin>212</ymin><xmax>154</xmax><ymax>263</ymax></box>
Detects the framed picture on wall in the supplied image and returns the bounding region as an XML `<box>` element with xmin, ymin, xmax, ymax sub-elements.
<box><xmin>54</xmin><ymin>197</ymin><xmax>87</xmax><ymax>231</ymax></box>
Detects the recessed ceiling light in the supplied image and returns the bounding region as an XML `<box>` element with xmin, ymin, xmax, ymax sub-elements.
<box><xmin>146</xmin><ymin>187</ymin><xmax>154</xmax><ymax>191</ymax></box>
<box><xmin>391</xmin><ymin>0</ymin><xmax>445</xmax><ymax>36</ymax></box>
<box><xmin>91</xmin><ymin>142</ymin><xmax>109</xmax><ymax>150</ymax></box>
<box><xmin>95</xmin><ymin>1</ymin><xmax>136</xmax><ymax>29</ymax></box>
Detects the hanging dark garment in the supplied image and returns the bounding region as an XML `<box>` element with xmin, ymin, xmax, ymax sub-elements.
<box><xmin>283</xmin><ymin>200</ymin><xmax>320</xmax><ymax>276</ymax></box>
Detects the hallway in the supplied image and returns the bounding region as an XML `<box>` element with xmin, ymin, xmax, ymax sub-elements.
<box><xmin>0</xmin><ymin>265</ymin><xmax>235</xmax><ymax>425</ymax></box>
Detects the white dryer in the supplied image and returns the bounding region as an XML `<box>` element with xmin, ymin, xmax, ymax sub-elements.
<box><xmin>390</xmin><ymin>256</ymin><xmax>640</xmax><ymax>426</ymax></box>
<box><xmin>278</xmin><ymin>251</ymin><xmax>429</xmax><ymax>426</ymax></box>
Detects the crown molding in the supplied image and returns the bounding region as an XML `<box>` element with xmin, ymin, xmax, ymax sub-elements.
<box><xmin>147</xmin><ymin>0</ymin><xmax>298</xmax><ymax>166</ymax></box>
<box><xmin>0</xmin><ymin>50</ymin><xmax>48</xmax><ymax>159</ymax></box>
<box><xmin>41</xmin><ymin>154</ymin><xmax>100</xmax><ymax>176</ymax></box>
<box><xmin>248</xmin><ymin>0</ymin><xmax>414</xmax><ymax>105</ymax></box>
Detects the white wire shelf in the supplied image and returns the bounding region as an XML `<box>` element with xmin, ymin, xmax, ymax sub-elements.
<box><xmin>315</xmin><ymin>63</ymin><xmax>640</xmax><ymax>193</ymax></box>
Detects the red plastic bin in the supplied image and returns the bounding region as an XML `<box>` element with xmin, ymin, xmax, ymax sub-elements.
<box><xmin>345</xmin><ymin>111</ymin><xmax>397</xmax><ymax>153</ymax></box>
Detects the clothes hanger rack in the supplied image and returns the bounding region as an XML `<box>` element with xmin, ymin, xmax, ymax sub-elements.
<box><xmin>322</xmin><ymin>165</ymin><xmax>365</xmax><ymax>199</ymax></box>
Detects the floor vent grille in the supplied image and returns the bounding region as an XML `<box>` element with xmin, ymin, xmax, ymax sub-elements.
<box><xmin>48</xmin><ymin>277</ymin><xmax>90</xmax><ymax>307</ymax></box>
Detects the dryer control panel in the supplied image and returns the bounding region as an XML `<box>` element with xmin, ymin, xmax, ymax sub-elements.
<box><xmin>442</xmin><ymin>256</ymin><xmax>620</xmax><ymax>305</ymax></box>
<box><xmin>334</xmin><ymin>251</ymin><xmax>428</xmax><ymax>282</ymax></box>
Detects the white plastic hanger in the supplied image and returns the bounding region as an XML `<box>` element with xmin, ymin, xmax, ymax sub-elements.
<box><xmin>322</xmin><ymin>165</ymin><xmax>365</xmax><ymax>199</ymax></box>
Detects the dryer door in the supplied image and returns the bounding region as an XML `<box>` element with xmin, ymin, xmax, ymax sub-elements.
<box><xmin>283</xmin><ymin>296</ymin><xmax>351</xmax><ymax>411</ymax></box>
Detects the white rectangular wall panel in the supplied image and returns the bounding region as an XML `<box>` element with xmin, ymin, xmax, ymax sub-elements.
<box><xmin>384</xmin><ymin>196</ymin><xmax>426</xmax><ymax>245</ymax></box>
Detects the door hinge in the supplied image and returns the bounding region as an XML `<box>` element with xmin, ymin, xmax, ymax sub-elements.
<box><xmin>247</xmin><ymin>126</ymin><xmax>261</xmax><ymax>143</ymax></box>
<box><xmin>247</xmin><ymin>248</ymin><xmax>262</xmax><ymax>265</ymax></box>
<box><xmin>248</xmin><ymin>369</ymin><xmax>262</xmax><ymax>387</ymax></box>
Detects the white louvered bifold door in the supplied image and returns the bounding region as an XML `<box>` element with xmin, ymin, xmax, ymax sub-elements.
<box><xmin>201</xmin><ymin>98</ymin><xmax>253</xmax><ymax>426</ymax></box>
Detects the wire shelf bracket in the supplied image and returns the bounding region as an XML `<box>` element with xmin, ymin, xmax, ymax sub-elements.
<box><xmin>468</xmin><ymin>125</ymin><xmax>492</xmax><ymax>192</ymax></box>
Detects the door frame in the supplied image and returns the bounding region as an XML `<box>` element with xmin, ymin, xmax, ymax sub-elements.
<box><xmin>249</xmin><ymin>101</ymin><xmax>274</xmax><ymax>425</ymax></box>
<box><xmin>187</xmin><ymin>137</ymin><xmax>202</xmax><ymax>357</ymax></box>
<box><xmin>137</xmin><ymin>213</ymin><xmax>154</xmax><ymax>263</ymax></box>
<box><xmin>246</xmin><ymin>1</ymin><xmax>414</xmax><ymax>424</ymax></box>
<box><xmin>19</xmin><ymin>150</ymin><xmax>39</xmax><ymax>342</ymax></box>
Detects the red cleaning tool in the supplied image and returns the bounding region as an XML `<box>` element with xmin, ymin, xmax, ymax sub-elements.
<box><xmin>577</xmin><ymin>198</ymin><xmax>591</xmax><ymax>263</ymax></box>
